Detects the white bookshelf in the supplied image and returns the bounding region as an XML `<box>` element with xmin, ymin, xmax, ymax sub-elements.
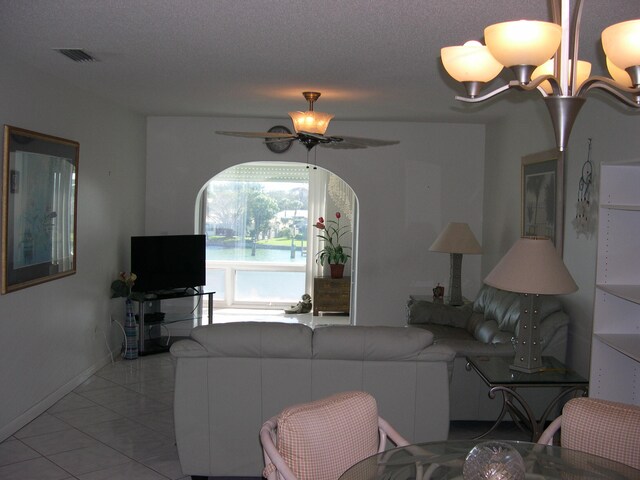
<box><xmin>590</xmin><ymin>162</ymin><xmax>640</xmax><ymax>404</ymax></box>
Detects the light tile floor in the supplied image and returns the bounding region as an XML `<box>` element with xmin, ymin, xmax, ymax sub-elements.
<box><xmin>0</xmin><ymin>311</ymin><xmax>350</xmax><ymax>480</ymax></box>
<box><xmin>0</xmin><ymin>353</ymin><xmax>186</xmax><ymax>480</ymax></box>
<box><xmin>0</xmin><ymin>311</ymin><xmax>527</xmax><ymax>480</ymax></box>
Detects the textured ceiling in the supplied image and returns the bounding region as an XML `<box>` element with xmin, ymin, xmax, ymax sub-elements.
<box><xmin>1</xmin><ymin>0</ymin><xmax>637</xmax><ymax>123</ymax></box>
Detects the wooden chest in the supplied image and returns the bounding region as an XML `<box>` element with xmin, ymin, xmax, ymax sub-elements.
<box><xmin>313</xmin><ymin>276</ymin><xmax>351</xmax><ymax>316</ymax></box>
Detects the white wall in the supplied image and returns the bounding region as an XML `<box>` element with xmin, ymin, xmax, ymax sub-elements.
<box><xmin>483</xmin><ymin>95</ymin><xmax>640</xmax><ymax>377</ymax></box>
<box><xmin>0</xmin><ymin>53</ymin><xmax>146</xmax><ymax>440</ymax></box>
<box><xmin>146</xmin><ymin>117</ymin><xmax>486</xmax><ymax>325</ymax></box>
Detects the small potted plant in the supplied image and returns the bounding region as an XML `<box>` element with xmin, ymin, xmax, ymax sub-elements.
<box><xmin>314</xmin><ymin>212</ymin><xmax>351</xmax><ymax>278</ymax></box>
<box><xmin>110</xmin><ymin>272</ymin><xmax>137</xmax><ymax>299</ymax></box>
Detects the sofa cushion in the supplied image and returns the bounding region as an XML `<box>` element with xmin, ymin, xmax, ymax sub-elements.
<box><xmin>188</xmin><ymin>321</ymin><xmax>313</xmax><ymax>358</ymax></box>
<box><xmin>313</xmin><ymin>326</ymin><xmax>433</xmax><ymax>360</ymax></box>
<box><xmin>408</xmin><ymin>301</ymin><xmax>471</xmax><ymax>329</ymax></box>
<box><xmin>473</xmin><ymin>285</ymin><xmax>520</xmax><ymax>333</ymax></box>
<box><xmin>473</xmin><ymin>284</ymin><xmax>565</xmax><ymax>334</ymax></box>
<box><xmin>435</xmin><ymin>339</ymin><xmax>514</xmax><ymax>357</ymax></box>
<box><xmin>473</xmin><ymin>319</ymin><xmax>500</xmax><ymax>343</ymax></box>
<box><xmin>419</xmin><ymin>324</ymin><xmax>474</xmax><ymax>342</ymax></box>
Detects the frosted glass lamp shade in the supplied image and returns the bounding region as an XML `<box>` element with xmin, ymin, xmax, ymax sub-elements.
<box><xmin>532</xmin><ymin>59</ymin><xmax>591</xmax><ymax>94</ymax></box>
<box><xmin>429</xmin><ymin>222</ymin><xmax>482</xmax><ymax>254</ymax></box>
<box><xmin>484</xmin><ymin>237</ymin><xmax>577</xmax><ymax>295</ymax></box>
<box><xmin>606</xmin><ymin>57</ymin><xmax>633</xmax><ymax>87</ymax></box>
<box><xmin>441</xmin><ymin>41</ymin><xmax>504</xmax><ymax>82</ymax></box>
<box><xmin>602</xmin><ymin>19</ymin><xmax>640</xmax><ymax>70</ymax></box>
<box><xmin>485</xmin><ymin>20</ymin><xmax>561</xmax><ymax>67</ymax></box>
<box><xmin>288</xmin><ymin>110</ymin><xmax>334</xmax><ymax>135</ymax></box>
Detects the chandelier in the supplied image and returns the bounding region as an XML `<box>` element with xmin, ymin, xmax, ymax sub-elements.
<box><xmin>441</xmin><ymin>0</ymin><xmax>640</xmax><ymax>151</ymax></box>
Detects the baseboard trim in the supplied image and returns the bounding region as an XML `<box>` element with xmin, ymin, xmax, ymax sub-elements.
<box><xmin>0</xmin><ymin>353</ymin><xmax>114</xmax><ymax>442</ymax></box>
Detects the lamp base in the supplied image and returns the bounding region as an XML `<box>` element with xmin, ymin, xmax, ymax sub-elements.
<box><xmin>448</xmin><ymin>253</ymin><xmax>463</xmax><ymax>306</ymax></box>
<box><xmin>509</xmin><ymin>363</ymin><xmax>545</xmax><ymax>374</ymax></box>
<box><xmin>510</xmin><ymin>293</ymin><xmax>543</xmax><ymax>374</ymax></box>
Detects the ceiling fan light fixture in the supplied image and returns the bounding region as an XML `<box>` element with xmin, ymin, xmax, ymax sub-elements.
<box><xmin>288</xmin><ymin>110</ymin><xmax>334</xmax><ymax>135</ymax></box>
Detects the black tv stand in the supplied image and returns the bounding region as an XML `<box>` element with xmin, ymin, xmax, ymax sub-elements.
<box><xmin>131</xmin><ymin>287</ymin><xmax>215</xmax><ymax>355</ymax></box>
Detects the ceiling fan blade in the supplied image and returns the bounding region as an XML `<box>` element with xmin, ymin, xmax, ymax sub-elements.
<box><xmin>319</xmin><ymin>135</ymin><xmax>400</xmax><ymax>149</ymax></box>
<box><xmin>265</xmin><ymin>137</ymin><xmax>296</xmax><ymax>144</ymax></box>
<box><xmin>216</xmin><ymin>130</ymin><xmax>296</xmax><ymax>139</ymax></box>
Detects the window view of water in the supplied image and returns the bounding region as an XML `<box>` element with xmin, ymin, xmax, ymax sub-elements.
<box><xmin>206</xmin><ymin>245</ymin><xmax>306</xmax><ymax>264</ymax></box>
<box><xmin>206</xmin><ymin>245</ymin><xmax>307</xmax><ymax>303</ymax></box>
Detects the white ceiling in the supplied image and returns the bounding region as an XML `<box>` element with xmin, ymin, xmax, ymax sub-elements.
<box><xmin>1</xmin><ymin>0</ymin><xmax>637</xmax><ymax>124</ymax></box>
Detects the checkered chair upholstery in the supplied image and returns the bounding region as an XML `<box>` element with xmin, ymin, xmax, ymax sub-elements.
<box><xmin>538</xmin><ymin>397</ymin><xmax>640</xmax><ymax>470</ymax></box>
<box><xmin>260</xmin><ymin>391</ymin><xmax>409</xmax><ymax>480</ymax></box>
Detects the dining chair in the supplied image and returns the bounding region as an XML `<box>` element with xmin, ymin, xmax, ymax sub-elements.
<box><xmin>260</xmin><ymin>390</ymin><xmax>409</xmax><ymax>480</ymax></box>
<box><xmin>537</xmin><ymin>397</ymin><xmax>640</xmax><ymax>469</ymax></box>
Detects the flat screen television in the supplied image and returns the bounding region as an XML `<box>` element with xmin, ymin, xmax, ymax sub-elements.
<box><xmin>131</xmin><ymin>234</ymin><xmax>206</xmax><ymax>293</ymax></box>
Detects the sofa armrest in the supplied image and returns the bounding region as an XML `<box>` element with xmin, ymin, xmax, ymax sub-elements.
<box><xmin>416</xmin><ymin>344</ymin><xmax>456</xmax><ymax>363</ymax></box>
<box><xmin>408</xmin><ymin>300</ymin><xmax>472</xmax><ymax>329</ymax></box>
<box><xmin>169</xmin><ymin>339</ymin><xmax>207</xmax><ymax>357</ymax></box>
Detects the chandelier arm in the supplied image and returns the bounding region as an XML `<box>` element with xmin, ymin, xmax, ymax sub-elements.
<box><xmin>551</xmin><ymin>0</ymin><xmax>561</xmax><ymax>24</ymax></box>
<box><xmin>516</xmin><ymin>75</ymin><xmax>557</xmax><ymax>93</ymax></box>
<box><xmin>454</xmin><ymin>83</ymin><xmax>518</xmax><ymax>103</ymax></box>
<box><xmin>568</xmin><ymin>0</ymin><xmax>584</xmax><ymax>96</ymax></box>
<box><xmin>455</xmin><ymin>76</ymin><xmax>560</xmax><ymax>104</ymax></box>
<box><xmin>577</xmin><ymin>76</ymin><xmax>640</xmax><ymax>107</ymax></box>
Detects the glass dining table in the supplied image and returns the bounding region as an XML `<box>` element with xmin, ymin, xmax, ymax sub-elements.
<box><xmin>339</xmin><ymin>440</ymin><xmax>640</xmax><ymax>480</ymax></box>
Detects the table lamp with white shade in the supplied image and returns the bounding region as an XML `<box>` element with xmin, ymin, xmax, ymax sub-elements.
<box><xmin>484</xmin><ymin>237</ymin><xmax>577</xmax><ymax>373</ymax></box>
<box><xmin>429</xmin><ymin>222</ymin><xmax>482</xmax><ymax>306</ymax></box>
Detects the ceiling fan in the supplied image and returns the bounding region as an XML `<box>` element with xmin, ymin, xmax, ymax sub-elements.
<box><xmin>216</xmin><ymin>91</ymin><xmax>400</xmax><ymax>152</ymax></box>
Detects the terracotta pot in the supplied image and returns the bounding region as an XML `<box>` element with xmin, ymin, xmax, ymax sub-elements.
<box><xmin>330</xmin><ymin>263</ymin><xmax>345</xmax><ymax>279</ymax></box>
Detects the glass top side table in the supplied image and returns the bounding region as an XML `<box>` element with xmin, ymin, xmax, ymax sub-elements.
<box><xmin>466</xmin><ymin>356</ymin><xmax>588</xmax><ymax>441</ymax></box>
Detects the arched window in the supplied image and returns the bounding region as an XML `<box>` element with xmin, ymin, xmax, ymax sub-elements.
<box><xmin>196</xmin><ymin>161</ymin><xmax>357</xmax><ymax>314</ymax></box>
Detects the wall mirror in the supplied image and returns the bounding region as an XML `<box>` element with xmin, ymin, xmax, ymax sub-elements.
<box><xmin>2</xmin><ymin>126</ymin><xmax>79</xmax><ymax>293</ymax></box>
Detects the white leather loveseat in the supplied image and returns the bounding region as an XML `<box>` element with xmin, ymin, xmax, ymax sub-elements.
<box><xmin>170</xmin><ymin>321</ymin><xmax>455</xmax><ymax>478</ymax></box>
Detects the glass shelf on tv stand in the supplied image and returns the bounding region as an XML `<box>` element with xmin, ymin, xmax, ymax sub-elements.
<box><xmin>131</xmin><ymin>287</ymin><xmax>215</xmax><ymax>355</ymax></box>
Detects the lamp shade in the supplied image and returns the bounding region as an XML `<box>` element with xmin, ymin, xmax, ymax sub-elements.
<box><xmin>484</xmin><ymin>237</ymin><xmax>577</xmax><ymax>295</ymax></box>
<box><xmin>532</xmin><ymin>59</ymin><xmax>591</xmax><ymax>94</ymax></box>
<box><xmin>429</xmin><ymin>222</ymin><xmax>482</xmax><ymax>254</ymax></box>
<box><xmin>441</xmin><ymin>41</ymin><xmax>504</xmax><ymax>83</ymax></box>
<box><xmin>602</xmin><ymin>19</ymin><xmax>640</xmax><ymax>70</ymax></box>
<box><xmin>484</xmin><ymin>20</ymin><xmax>561</xmax><ymax>68</ymax></box>
<box><xmin>607</xmin><ymin>56</ymin><xmax>633</xmax><ymax>87</ymax></box>
<box><xmin>288</xmin><ymin>110</ymin><xmax>334</xmax><ymax>135</ymax></box>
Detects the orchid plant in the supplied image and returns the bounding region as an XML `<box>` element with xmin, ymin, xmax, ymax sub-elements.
<box><xmin>314</xmin><ymin>212</ymin><xmax>351</xmax><ymax>265</ymax></box>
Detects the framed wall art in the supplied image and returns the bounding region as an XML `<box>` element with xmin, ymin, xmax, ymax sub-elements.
<box><xmin>521</xmin><ymin>149</ymin><xmax>564</xmax><ymax>255</ymax></box>
<box><xmin>2</xmin><ymin>126</ymin><xmax>79</xmax><ymax>293</ymax></box>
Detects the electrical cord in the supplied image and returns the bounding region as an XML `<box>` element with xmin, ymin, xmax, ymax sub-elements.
<box><xmin>111</xmin><ymin>315</ymin><xmax>128</xmax><ymax>359</ymax></box>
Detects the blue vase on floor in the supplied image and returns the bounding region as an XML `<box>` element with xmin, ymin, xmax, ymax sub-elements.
<box><xmin>124</xmin><ymin>298</ymin><xmax>138</xmax><ymax>359</ymax></box>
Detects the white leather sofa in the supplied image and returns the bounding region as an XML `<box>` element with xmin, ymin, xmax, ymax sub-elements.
<box><xmin>170</xmin><ymin>321</ymin><xmax>455</xmax><ymax>478</ymax></box>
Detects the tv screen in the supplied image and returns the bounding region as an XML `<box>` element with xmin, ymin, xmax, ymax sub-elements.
<box><xmin>131</xmin><ymin>235</ymin><xmax>206</xmax><ymax>293</ymax></box>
